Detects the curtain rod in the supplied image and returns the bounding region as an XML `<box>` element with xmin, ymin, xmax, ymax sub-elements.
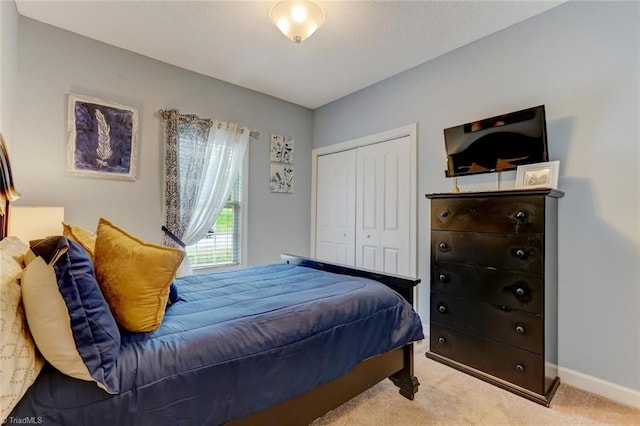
<box><xmin>158</xmin><ymin>109</ymin><xmax>260</xmax><ymax>139</ymax></box>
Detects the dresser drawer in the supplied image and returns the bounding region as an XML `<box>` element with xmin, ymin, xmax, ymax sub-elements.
<box><xmin>430</xmin><ymin>324</ymin><xmax>545</xmax><ymax>394</ymax></box>
<box><xmin>430</xmin><ymin>293</ymin><xmax>543</xmax><ymax>353</ymax></box>
<box><xmin>431</xmin><ymin>196</ymin><xmax>544</xmax><ymax>234</ymax></box>
<box><xmin>431</xmin><ymin>262</ymin><xmax>542</xmax><ymax>313</ymax></box>
<box><xmin>432</xmin><ymin>230</ymin><xmax>542</xmax><ymax>273</ymax></box>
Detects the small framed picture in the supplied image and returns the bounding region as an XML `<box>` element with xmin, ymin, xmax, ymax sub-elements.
<box><xmin>515</xmin><ymin>161</ymin><xmax>560</xmax><ymax>189</ymax></box>
<box><xmin>67</xmin><ymin>93</ymin><xmax>138</xmax><ymax>181</ymax></box>
<box><xmin>270</xmin><ymin>164</ymin><xmax>294</xmax><ymax>194</ymax></box>
<box><xmin>270</xmin><ymin>134</ymin><xmax>294</xmax><ymax>164</ymax></box>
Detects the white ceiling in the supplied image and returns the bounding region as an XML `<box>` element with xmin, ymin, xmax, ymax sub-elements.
<box><xmin>14</xmin><ymin>1</ymin><xmax>565</xmax><ymax>110</ymax></box>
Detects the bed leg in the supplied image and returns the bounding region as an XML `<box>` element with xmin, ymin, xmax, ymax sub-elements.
<box><xmin>389</xmin><ymin>344</ymin><xmax>419</xmax><ymax>400</ymax></box>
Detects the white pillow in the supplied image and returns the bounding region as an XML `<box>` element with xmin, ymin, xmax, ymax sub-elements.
<box><xmin>21</xmin><ymin>238</ymin><xmax>121</xmax><ymax>394</ymax></box>
<box><xmin>21</xmin><ymin>256</ymin><xmax>96</xmax><ymax>380</ymax></box>
<box><xmin>0</xmin><ymin>237</ymin><xmax>44</xmax><ymax>419</ymax></box>
<box><xmin>0</xmin><ymin>236</ymin><xmax>29</xmax><ymax>264</ymax></box>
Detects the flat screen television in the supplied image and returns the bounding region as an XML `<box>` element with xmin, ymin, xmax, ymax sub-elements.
<box><xmin>443</xmin><ymin>105</ymin><xmax>548</xmax><ymax>178</ymax></box>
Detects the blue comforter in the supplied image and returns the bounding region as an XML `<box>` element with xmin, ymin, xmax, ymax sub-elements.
<box><xmin>12</xmin><ymin>263</ymin><xmax>424</xmax><ymax>425</ymax></box>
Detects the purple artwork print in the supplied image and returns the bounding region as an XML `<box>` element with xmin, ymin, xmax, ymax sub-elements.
<box><xmin>67</xmin><ymin>94</ymin><xmax>138</xmax><ymax>180</ymax></box>
<box><xmin>74</xmin><ymin>102</ymin><xmax>133</xmax><ymax>173</ymax></box>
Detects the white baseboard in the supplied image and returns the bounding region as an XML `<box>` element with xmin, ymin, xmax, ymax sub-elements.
<box><xmin>558</xmin><ymin>366</ymin><xmax>640</xmax><ymax>410</ymax></box>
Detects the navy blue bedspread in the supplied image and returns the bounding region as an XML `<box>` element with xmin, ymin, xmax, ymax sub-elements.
<box><xmin>12</xmin><ymin>263</ymin><xmax>424</xmax><ymax>425</ymax></box>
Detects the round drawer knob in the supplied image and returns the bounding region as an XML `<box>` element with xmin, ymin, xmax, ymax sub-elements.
<box><xmin>438</xmin><ymin>305</ymin><xmax>447</xmax><ymax>313</ymax></box>
<box><xmin>438</xmin><ymin>337</ymin><xmax>446</xmax><ymax>344</ymax></box>
<box><xmin>438</xmin><ymin>274</ymin><xmax>447</xmax><ymax>283</ymax></box>
<box><xmin>439</xmin><ymin>242</ymin><xmax>448</xmax><ymax>250</ymax></box>
<box><xmin>515</xmin><ymin>249</ymin><xmax>527</xmax><ymax>259</ymax></box>
<box><xmin>440</xmin><ymin>211</ymin><xmax>449</xmax><ymax>218</ymax></box>
<box><xmin>515</xmin><ymin>287</ymin><xmax>525</xmax><ymax>296</ymax></box>
<box><xmin>516</xmin><ymin>364</ymin><xmax>525</xmax><ymax>373</ymax></box>
<box><xmin>515</xmin><ymin>211</ymin><xmax>528</xmax><ymax>222</ymax></box>
<box><xmin>515</xmin><ymin>325</ymin><xmax>525</xmax><ymax>334</ymax></box>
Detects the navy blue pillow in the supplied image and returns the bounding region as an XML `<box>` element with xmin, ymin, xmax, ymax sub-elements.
<box><xmin>23</xmin><ymin>236</ymin><xmax>120</xmax><ymax>393</ymax></box>
<box><xmin>167</xmin><ymin>281</ymin><xmax>179</xmax><ymax>305</ymax></box>
<box><xmin>24</xmin><ymin>237</ymin><xmax>121</xmax><ymax>393</ymax></box>
<box><xmin>52</xmin><ymin>239</ymin><xmax>120</xmax><ymax>393</ymax></box>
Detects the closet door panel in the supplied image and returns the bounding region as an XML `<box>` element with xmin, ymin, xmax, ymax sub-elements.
<box><xmin>361</xmin><ymin>157</ymin><xmax>378</xmax><ymax>230</ymax></box>
<box><xmin>384</xmin><ymin>151</ymin><xmax>399</xmax><ymax>231</ymax></box>
<box><xmin>361</xmin><ymin>245</ymin><xmax>377</xmax><ymax>270</ymax></box>
<box><xmin>355</xmin><ymin>137</ymin><xmax>411</xmax><ymax>276</ymax></box>
<box><xmin>383</xmin><ymin>137</ymin><xmax>411</xmax><ymax>276</ymax></box>
<box><xmin>356</xmin><ymin>147</ymin><xmax>380</xmax><ymax>270</ymax></box>
<box><xmin>315</xmin><ymin>150</ymin><xmax>356</xmax><ymax>265</ymax></box>
<box><xmin>383</xmin><ymin>248</ymin><xmax>399</xmax><ymax>274</ymax></box>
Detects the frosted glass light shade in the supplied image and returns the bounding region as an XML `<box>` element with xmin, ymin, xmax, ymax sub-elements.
<box><xmin>270</xmin><ymin>1</ymin><xmax>325</xmax><ymax>43</ymax></box>
<box><xmin>8</xmin><ymin>206</ymin><xmax>64</xmax><ymax>244</ymax></box>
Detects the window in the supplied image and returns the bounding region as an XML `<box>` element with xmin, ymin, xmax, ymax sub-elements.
<box><xmin>186</xmin><ymin>168</ymin><xmax>244</xmax><ymax>269</ymax></box>
<box><xmin>161</xmin><ymin>110</ymin><xmax>250</xmax><ymax>274</ymax></box>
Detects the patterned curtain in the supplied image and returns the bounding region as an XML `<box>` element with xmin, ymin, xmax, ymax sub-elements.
<box><xmin>160</xmin><ymin>109</ymin><xmax>212</xmax><ymax>248</ymax></box>
<box><xmin>160</xmin><ymin>109</ymin><xmax>250</xmax><ymax>276</ymax></box>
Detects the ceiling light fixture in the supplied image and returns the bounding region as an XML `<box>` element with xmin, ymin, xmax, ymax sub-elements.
<box><xmin>270</xmin><ymin>1</ymin><xmax>325</xmax><ymax>44</ymax></box>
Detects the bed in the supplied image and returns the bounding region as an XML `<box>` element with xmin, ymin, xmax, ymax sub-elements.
<box><xmin>9</xmin><ymin>253</ymin><xmax>423</xmax><ymax>425</ymax></box>
<box><xmin>0</xmin><ymin>134</ymin><xmax>423</xmax><ymax>425</ymax></box>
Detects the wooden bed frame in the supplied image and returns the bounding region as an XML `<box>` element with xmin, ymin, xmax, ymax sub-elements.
<box><xmin>229</xmin><ymin>254</ymin><xmax>422</xmax><ymax>426</ymax></box>
<box><xmin>0</xmin><ymin>132</ymin><xmax>21</xmax><ymax>240</ymax></box>
<box><xmin>0</xmin><ymin>135</ymin><xmax>421</xmax><ymax>424</ymax></box>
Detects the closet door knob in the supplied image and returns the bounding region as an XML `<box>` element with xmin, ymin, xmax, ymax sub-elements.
<box><xmin>439</xmin><ymin>242</ymin><xmax>448</xmax><ymax>250</ymax></box>
<box><xmin>438</xmin><ymin>337</ymin><xmax>446</xmax><ymax>344</ymax></box>
<box><xmin>438</xmin><ymin>305</ymin><xmax>447</xmax><ymax>314</ymax></box>
<box><xmin>438</xmin><ymin>274</ymin><xmax>447</xmax><ymax>283</ymax></box>
<box><xmin>516</xmin><ymin>364</ymin><xmax>525</xmax><ymax>373</ymax></box>
<box><xmin>440</xmin><ymin>211</ymin><xmax>449</xmax><ymax>218</ymax></box>
<box><xmin>515</xmin><ymin>249</ymin><xmax>527</xmax><ymax>259</ymax></box>
<box><xmin>515</xmin><ymin>287</ymin><xmax>525</xmax><ymax>296</ymax></box>
<box><xmin>515</xmin><ymin>211</ymin><xmax>528</xmax><ymax>222</ymax></box>
<box><xmin>515</xmin><ymin>325</ymin><xmax>525</xmax><ymax>334</ymax></box>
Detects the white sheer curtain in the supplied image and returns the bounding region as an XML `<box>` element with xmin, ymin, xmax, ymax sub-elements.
<box><xmin>177</xmin><ymin>121</ymin><xmax>249</xmax><ymax>276</ymax></box>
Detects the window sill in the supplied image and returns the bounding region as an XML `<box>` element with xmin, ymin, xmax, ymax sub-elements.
<box><xmin>192</xmin><ymin>263</ymin><xmax>241</xmax><ymax>274</ymax></box>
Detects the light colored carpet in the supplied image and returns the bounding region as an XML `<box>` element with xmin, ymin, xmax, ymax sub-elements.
<box><xmin>313</xmin><ymin>340</ymin><xmax>639</xmax><ymax>425</ymax></box>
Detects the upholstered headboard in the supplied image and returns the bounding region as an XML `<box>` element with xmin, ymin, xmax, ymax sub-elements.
<box><xmin>0</xmin><ymin>132</ymin><xmax>21</xmax><ymax>239</ymax></box>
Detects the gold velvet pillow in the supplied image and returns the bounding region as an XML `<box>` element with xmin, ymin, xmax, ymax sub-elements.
<box><xmin>93</xmin><ymin>218</ymin><xmax>185</xmax><ymax>332</ymax></box>
<box><xmin>62</xmin><ymin>222</ymin><xmax>96</xmax><ymax>261</ymax></box>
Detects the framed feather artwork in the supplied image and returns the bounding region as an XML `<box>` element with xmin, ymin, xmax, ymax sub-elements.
<box><xmin>67</xmin><ymin>93</ymin><xmax>138</xmax><ymax>181</ymax></box>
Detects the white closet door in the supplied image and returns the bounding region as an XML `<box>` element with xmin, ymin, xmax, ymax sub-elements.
<box><xmin>355</xmin><ymin>136</ymin><xmax>411</xmax><ymax>276</ymax></box>
<box><xmin>315</xmin><ymin>149</ymin><xmax>356</xmax><ymax>266</ymax></box>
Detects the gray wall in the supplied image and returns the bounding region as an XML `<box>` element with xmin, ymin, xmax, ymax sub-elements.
<box><xmin>4</xmin><ymin>0</ymin><xmax>638</xmax><ymax>399</ymax></box>
<box><xmin>314</xmin><ymin>2</ymin><xmax>639</xmax><ymax>392</ymax></box>
<box><xmin>11</xmin><ymin>17</ymin><xmax>313</xmax><ymax>266</ymax></box>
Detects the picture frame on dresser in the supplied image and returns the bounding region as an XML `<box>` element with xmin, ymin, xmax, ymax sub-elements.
<box><xmin>515</xmin><ymin>160</ymin><xmax>559</xmax><ymax>190</ymax></box>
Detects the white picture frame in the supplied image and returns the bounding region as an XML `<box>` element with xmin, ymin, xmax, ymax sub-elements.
<box><xmin>270</xmin><ymin>164</ymin><xmax>294</xmax><ymax>194</ymax></box>
<box><xmin>515</xmin><ymin>160</ymin><xmax>560</xmax><ymax>189</ymax></box>
<box><xmin>67</xmin><ymin>93</ymin><xmax>138</xmax><ymax>181</ymax></box>
<box><xmin>269</xmin><ymin>133</ymin><xmax>294</xmax><ymax>164</ymax></box>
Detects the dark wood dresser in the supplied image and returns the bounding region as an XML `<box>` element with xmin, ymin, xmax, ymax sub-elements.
<box><xmin>425</xmin><ymin>189</ymin><xmax>563</xmax><ymax>406</ymax></box>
